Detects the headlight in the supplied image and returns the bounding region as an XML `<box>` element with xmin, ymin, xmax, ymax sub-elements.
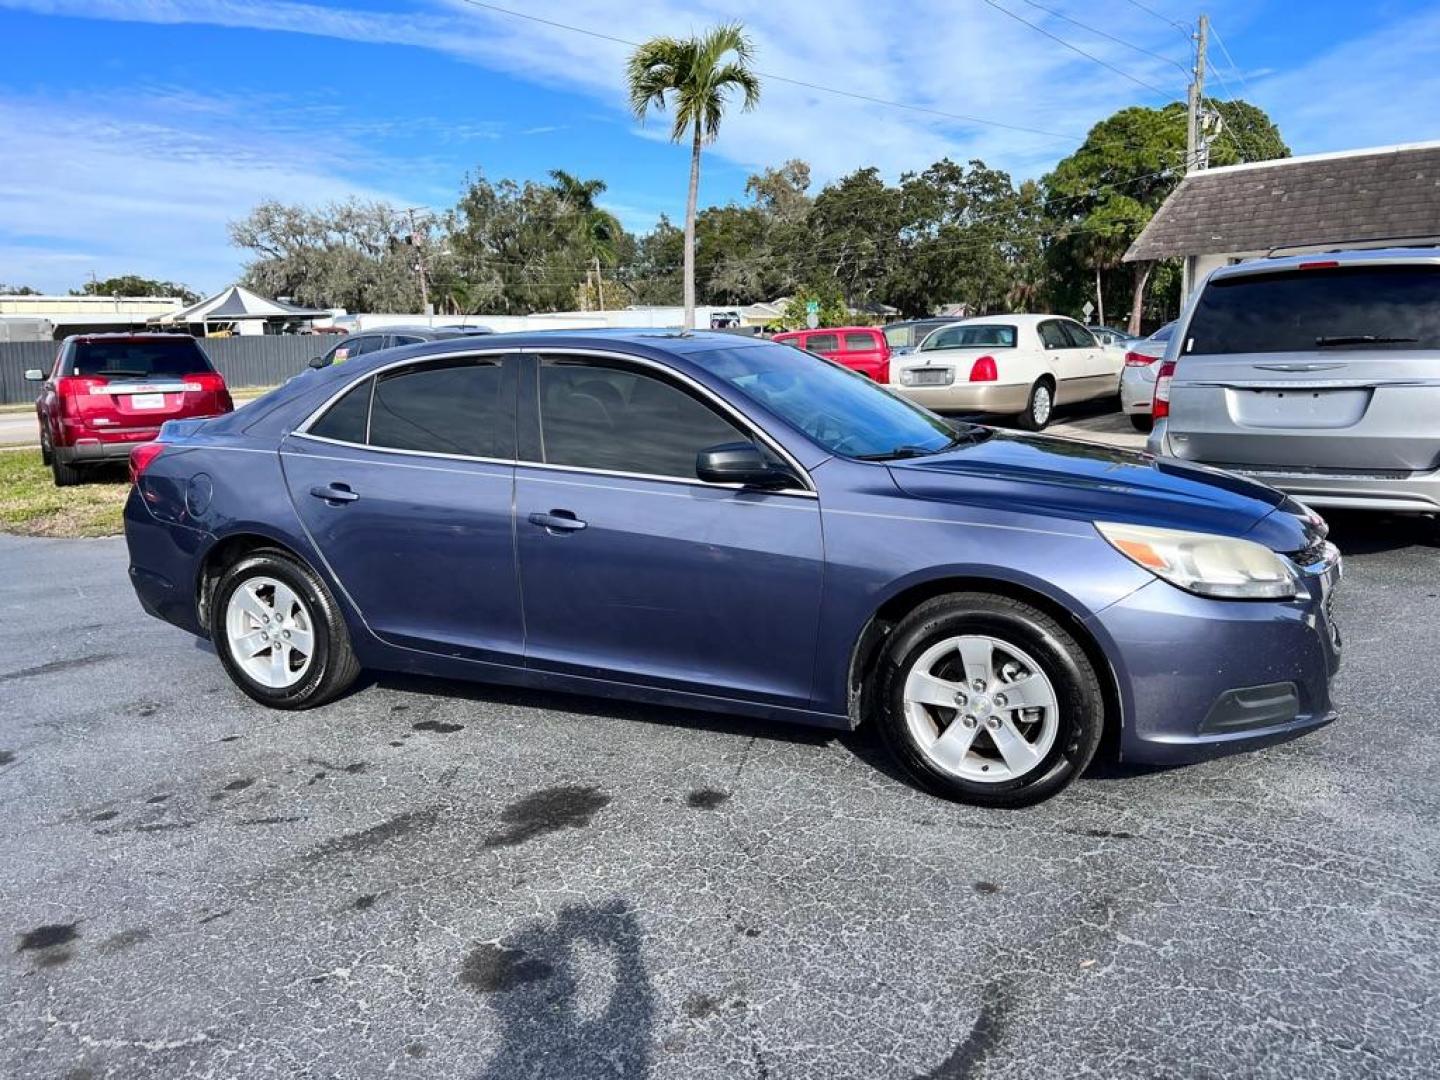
<box><xmin>1096</xmin><ymin>522</ymin><xmax>1299</xmax><ymax>600</ymax></box>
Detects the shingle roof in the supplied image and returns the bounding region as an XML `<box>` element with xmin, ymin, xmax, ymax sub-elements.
<box><xmin>1124</xmin><ymin>142</ymin><xmax>1440</xmax><ymax>262</ymax></box>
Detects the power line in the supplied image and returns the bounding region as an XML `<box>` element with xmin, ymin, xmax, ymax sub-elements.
<box><xmin>1120</xmin><ymin>0</ymin><xmax>1191</xmax><ymax>38</ymax></box>
<box><xmin>1016</xmin><ymin>0</ymin><xmax>1189</xmax><ymax>75</ymax></box>
<box><xmin>977</xmin><ymin>0</ymin><xmax>1182</xmax><ymax>100</ymax></box>
<box><xmin>454</xmin><ymin>0</ymin><xmax>1173</xmax><ymax>152</ymax></box>
<box><xmin>1209</xmin><ymin>23</ymin><xmax>1255</xmax><ymax>98</ymax></box>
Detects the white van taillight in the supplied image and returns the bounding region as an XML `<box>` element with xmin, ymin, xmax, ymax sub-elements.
<box><xmin>1152</xmin><ymin>359</ymin><xmax>1176</xmax><ymax>420</ymax></box>
<box><xmin>1124</xmin><ymin>350</ymin><xmax>1155</xmax><ymax>367</ymax></box>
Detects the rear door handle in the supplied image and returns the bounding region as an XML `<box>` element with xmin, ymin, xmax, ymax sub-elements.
<box><xmin>310</xmin><ymin>483</ymin><xmax>359</xmax><ymax>504</ymax></box>
<box><xmin>528</xmin><ymin>509</ymin><xmax>587</xmax><ymax>533</ymax></box>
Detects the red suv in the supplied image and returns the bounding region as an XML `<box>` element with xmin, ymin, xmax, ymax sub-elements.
<box><xmin>27</xmin><ymin>334</ymin><xmax>233</xmax><ymax>486</ymax></box>
<box><xmin>772</xmin><ymin>326</ymin><xmax>892</xmax><ymax>382</ymax></box>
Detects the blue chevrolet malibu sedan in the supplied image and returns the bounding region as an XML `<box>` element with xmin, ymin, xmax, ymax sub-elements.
<box><xmin>124</xmin><ymin>331</ymin><xmax>1342</xmax><ymax>807</ymax></box>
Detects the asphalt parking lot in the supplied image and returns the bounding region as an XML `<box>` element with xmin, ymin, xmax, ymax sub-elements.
<box><xmin>2</xmin><ymin>513</ymin><xmax>1439</xmax><ymax>1079</ymax></box>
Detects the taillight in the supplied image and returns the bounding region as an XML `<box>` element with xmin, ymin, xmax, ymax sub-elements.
<box><xmin>1124</xmin><ymin>351</ymin><xmax>1156</xmax><ymax>368</ymax></box>
<box><xmin>968</xmin><ymin>355</ymin><xmax>998</xmax><ymax>382</ymax></box>
<box><xmin>1299</xmin><ymin>260</ymin><xmax>1340</xmax><ymax>270</ymax></box>
<box><xmin>56</xmin><ymin>375</ymin><xmax>107</xmax><ymax>397</ymax></box>
<box><xmin>184</xmin><ymin>371</ymin><xmax>234</xmax><ymax>412</ymax></box>
<box><xmin>129</xmin><ymin>442</ymin><xmax>167</xmax><ymax>485</ymax></box>
<box><xmin>1152</xmin><ymin>359</ymin><xmax>1176</xmax><ymax>420</ymax></box>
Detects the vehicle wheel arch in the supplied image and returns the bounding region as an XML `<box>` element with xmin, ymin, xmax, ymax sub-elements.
<box><xmin>196</xmin><ymin>530</ymin><xmax>322</xmax><ymax>633</ymax></box>
<box><xmin>845</xmin><ymin>570</ymin><xmax>1123</xmax><ymax>752</ymax></box>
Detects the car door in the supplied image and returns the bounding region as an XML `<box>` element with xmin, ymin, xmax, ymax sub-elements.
<box><xmin>281</xmin><ymin>352</ymin><xmax>525</xmax><ymax>663</ymax></box>
<box><xmin>513</xmin><ymin>351</ymin><xmax>824</xmax><ymax>709</ymax></box>
<box><xmin>1060</xmin><ymin>320</ymin><xmax>1118</xmax><ymax>394</ymax></box>
<box><xmin>1037</xmin><ymin>320</ymin><xmax>1083</xmax><ymax>403</ymax></box>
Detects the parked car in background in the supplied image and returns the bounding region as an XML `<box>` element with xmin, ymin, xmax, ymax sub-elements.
<box><xmin>771</xmin><ymin>326</ymin><xmax>891</xmax><ymax>382</ymax></box>
<box><xmin>27</xmin><ymin>333</ymin><xmax>232</xmax><ymax>487</ymax></box>
<box><xmin>890</xmin><ymin>315</ymin><xmax>1121</xmax><ymax>430</ymax></box>
<box><xmin>1148</xmin><ymin>249</ymin><xmax>1440</xmax><ymax>513</ymax></box>
<box><xmin>125</xmin><ymin>331</ymin><xmax>1341</xmax><ymax>808</ymax></box>
<box><xmin>883</xmin><ymin>318</ymin><xmax>956</xmax><ymax>356</ymax></box>
<box><xmin>1088</xmin><ymin>325</ymin><xmax>1139</xmax><ymax>349</ymax></box>
<box><xmin>312</xmin><ymin>325</ymin><xmax>494</xmax><ymax>368</ymax></box>
<box><xmin>1120</xmin><ymin>321</ymin><xmax>1176</xmax><ymax>431</ymax></box>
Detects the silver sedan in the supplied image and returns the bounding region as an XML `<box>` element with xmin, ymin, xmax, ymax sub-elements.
<box><xmin>1119</xmin><ymin>321</ymin><xmax>1176</xmax><ymax>431</ymax></box>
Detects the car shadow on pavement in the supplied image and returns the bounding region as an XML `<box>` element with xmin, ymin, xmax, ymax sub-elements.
<box><xmin>470</xmin><ymin>898</ymin><xmax>655</xmax><ymax>1080</ymax></box>
<box><xmin>1323</xmin><ymin>511</ymin><xmax>1438</xmax><ymax>554</ymax></box>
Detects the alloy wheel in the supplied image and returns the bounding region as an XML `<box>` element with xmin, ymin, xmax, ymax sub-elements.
<box><xmin>224</xmin><ymin>575</ymin><xmax>315</xmax><ymax>689</ymax></box>
<box><xmin>901</xmin><ymin>634</ymin><xmax>1058</xmax><ymax>783</ymax></box>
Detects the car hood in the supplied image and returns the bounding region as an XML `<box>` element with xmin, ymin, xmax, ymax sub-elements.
<box><xmin>886</xmin><ymin>429</ymin><xmax>1313</xmax><ymax>552</ymax></box>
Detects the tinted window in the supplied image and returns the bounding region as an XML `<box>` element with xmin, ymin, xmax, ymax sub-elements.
<box><xmin>924</xmin><ymin>325</ymin><xmax>1016</xmax><ymax>350</ymax></box>
<box><xmin>390</xmin><ymin>334</ymin><xmax>424</xmax><ymax>346</ymax></box>
<box><xmin>1188</xmin><ymin>265</ymin><xmax>1440</xmax><ymax>354</ymax></box>
<box><xmin>843</xmin><ymin>331</ymin><xmax>878</xmax><ymax>351</ymax></box>
<box><xmin>1038</xmin><ymin>322</ymin><xmax>1069</xmax><ymax>349</ymax></box>
<box><xmin>309</xmin><ymin>378</ymin><xmax>372</xmax><ymax>444</ymax></box>
<box><xmin>70</xmin><ymin>337</ymin><xmax>211</xmax><ymax>377</ymax></box>
<box><xmin>1059</xmin><ymin>321</ymin><xmax>1096</xmax><ymax>348</ymax></box>
<box><xmin>537</xmin><ymin>359</ymin><xmax>747</xmax><ymax>480</ymax></box>
<box><xmin>369</xmin><ymin>358</ymin><xmax>506</xmax><ymax>457</ymax></box>
<box><xmin>699</xmin><ymin>342</ymin><xmax>963</xmax><ymax>460</ymax></box>
<box><xmin>330</xmin><ymin>335</ymin><xmax>382</xmax><ymax>364</ymax></box>
<box><xmin>804</xmin><ymin>333</ymin><xmax>839</xmax><ymax>354</ymax></box>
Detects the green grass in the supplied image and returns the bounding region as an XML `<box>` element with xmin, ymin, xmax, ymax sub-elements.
<box><xmin>0</xmin><ymin>447</ymin><xmax>128</xmax><ymax>538</ymax></box>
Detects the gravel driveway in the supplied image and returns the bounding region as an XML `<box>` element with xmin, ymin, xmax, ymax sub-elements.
<box><xmin>1</xmin><ymin>517</ymin><xmax>1437</xmax><ymax>1079</ymax></box>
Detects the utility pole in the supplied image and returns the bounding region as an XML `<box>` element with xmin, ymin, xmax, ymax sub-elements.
<box><xmin>405</xmin><ymin>207</ymin><xmax>431</xmax><ymax>316</ymax></box>
<box><xmin>594</xmin><ymin>256</ymin><xmax>606</xmax><ymax>312</ymax></box>
<box><xmin>1182</xmin><ymin>12</ymin><xmax>1209</xmax><ymax>300</ymax></box>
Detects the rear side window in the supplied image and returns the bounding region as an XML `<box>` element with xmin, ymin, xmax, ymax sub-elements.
<box><xmin>537</xmin><ymin>357</ymin><xmax>748</xmax><ymax>480</ymax></box>
<box><xmin>804</xmin><ymin>333</ymin><xmax>840</xmax><ymax>353</ymax></box>
<box><xmin>309</xmin><ymin>379</ymin><xmax>372</xmax><ymax>443</ymax></box>
<box><xmin>367</xmin><ymin>358</ymin><xmax>506</xmax><ymax>458</ymax></box>
<box><xmin>843</xmin><ymin>331</ymin><xmax>878</xmax><ymax>351</ymax></box>
<box><xmin>1188</xmin><ymin>265</ymin><xmax>1440</xmax><ymax>354</ymax></box>
<box><xmin>69</xmin><ymin>337</ymin><xmax>211</xmax><ymax>377</ymax></box>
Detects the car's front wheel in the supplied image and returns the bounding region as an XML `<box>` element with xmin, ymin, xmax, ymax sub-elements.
<box><xmin>211</xmin><ymin>548</ymin><xmax>361</xmax><ymax>709</ymax></box>
<box><xmin>1016</xmin><ymin>380</ymin><xmax>1054</xmax><ymax>431</ymax></box>
<box><xmin>876</xmin><ymin>593</ymin><xmax>1104</xmax><ymax>807</ymax></box>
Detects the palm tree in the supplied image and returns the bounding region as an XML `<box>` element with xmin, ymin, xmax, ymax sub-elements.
<box><xmin>549</xmin><ymin>170</ymin><xmax>623</xmax><ymax>307</ymax></box>
<box><xmin>627</xmin><ymin>23</ymin><xmax>761</xmax><ymax>329</ymax></box>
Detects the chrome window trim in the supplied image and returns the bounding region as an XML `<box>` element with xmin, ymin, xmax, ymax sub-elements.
<box><xmin>290</xmin><ymin>345</ymin><xmax>818</xmax><ymax>498</ymax></box>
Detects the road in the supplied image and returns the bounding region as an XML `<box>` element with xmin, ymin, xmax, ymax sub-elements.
<box><xmin>1</xmin><ymin>516</ymin><xmax>1438</xmax><ymax>1079</ymax></box>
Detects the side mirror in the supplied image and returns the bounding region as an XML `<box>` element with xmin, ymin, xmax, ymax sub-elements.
<box><xmin>696</xmin><ymin>442</ymin><xmax>797</xmax><ymax>490</ymax></box>
<box><xmin>308</xmin><ymin>356</ymin><xmax>327</xmax><ymax>369</ymax></box>
<box><xmin>24</xmin><ymin>368</ymin><xmax>45</xmax><ymax>382</ymax></box>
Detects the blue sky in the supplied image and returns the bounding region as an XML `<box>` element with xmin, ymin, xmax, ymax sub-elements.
<box><xmin>2</xmin><ymin>0</ymin><xmax>1439</xmax><ymax>294</ymax></box>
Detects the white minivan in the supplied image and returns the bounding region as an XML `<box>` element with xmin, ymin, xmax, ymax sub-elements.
<box><xmin>890</xmin><ymin>314</ymin><xmax>1122</xmax><ymax>430</ymax></box>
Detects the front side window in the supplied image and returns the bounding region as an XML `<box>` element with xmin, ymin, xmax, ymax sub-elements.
<box><xmin>369</xmin><ymin>358</ymin><xmax>507</xmax><ymax>457</ymax></box>
<box><xmin>536</xmin><ymin>358</ymin><xmax>749</xmax><ymax>480</ymax></box>
<box><xmin>69</xmin><ymin>337</ymin><xmax>211</xmax><ymax>378</ymax></box>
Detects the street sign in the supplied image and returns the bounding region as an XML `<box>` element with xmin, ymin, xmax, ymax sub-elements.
<box><xmin>805</xmin><ymin>299</ymin><xmax>819</xmax><ymax>330</ymax></box>
<box><xmin>1082</xmin><ymin>301</ymin><xmax>1095</xmax><ymax>321</ymax></box>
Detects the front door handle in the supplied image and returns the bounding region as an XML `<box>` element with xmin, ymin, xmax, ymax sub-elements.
<box><xmin>310</xmin><ymin>483</ymin><xmax>359</xmax><ymax>504</ymax></box>
<box><xmin>528</xmin><ymin>509</ymin><xmax>587</xmax><ymax>533</ymax></box>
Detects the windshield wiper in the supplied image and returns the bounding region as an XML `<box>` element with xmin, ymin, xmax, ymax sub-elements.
<box><xmin>856</xmin><ymin>428</ymin><xmax>986</xmax><ymax>461</ymax></box>
<box><xmin>1315</xmin><ymin>334</ymin><xmax>1418</xmax><ymax>347</ymax></box>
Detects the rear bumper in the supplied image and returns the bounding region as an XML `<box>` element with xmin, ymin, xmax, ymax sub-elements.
<box><xmin>56</xmin><ymin>438</ymin><xmax>153</xmax><ymax>464</ymax></box>
<box><xmin>1120</xmin><ymin>366</ymin><xmax>1156</xmax><ymax>415</ymax></box>
<box><xmin>1148</xmin><ymin>419</ymin><xmax>1440</xmax><ymax>512</ymax></box>
<box><xmin>1094</xmin><ymin>564</ymin><xmax>1342</xmax><ymax>766</ymax></box>
<box><xmin>124</xmin><ymin>487</ymin><xmax>208</xmax><ymax>636</ymax></box>
<box><xmin>894</xmin><ymin>382</ymin><xmax>1032</xmax><ymax>414</ymax></box>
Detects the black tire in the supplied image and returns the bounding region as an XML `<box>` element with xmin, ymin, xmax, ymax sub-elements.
<box><xmin>1016</xmin><ymin>379</ymin><xmax>1055</xmax><ymax>431</ymax></box>
<box><xmin>51</xmin><ymin>454</ymin><xmax>83</xmax><ymax>487</ymax></box>
<box><xmin>1129</xmin><ymin>413</ymin><xmax>1154</xmax><ymax>433</ymax></box>
<box><xmin>40</xmin><ymin>430</ymin><xmax>53</xmax><ymax>467</ymax></box>
<box><xmin>210</xmin><ymin>548</ymin><xmax>361</xmax><ymax>709</ymax></box>
<box><xmin>875</xmin><ymin>593</ymin><xmax>1105</xmax><ymax>808</ymax></box>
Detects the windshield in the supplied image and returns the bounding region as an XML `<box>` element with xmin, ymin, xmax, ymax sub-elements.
<box><xmin>70</xmin><ymin>338</ymin><xmax>212</xmax><ymax>378</ymax></box>
<box><xmin>1186</xmin><ymin>265</ymin><xmax>1440</xmax><ymax>354</ymax></box>
<box><xmin>697</xmin><ymin>341</ymin><xmax>966</xmax><ymax>459</ymax></box>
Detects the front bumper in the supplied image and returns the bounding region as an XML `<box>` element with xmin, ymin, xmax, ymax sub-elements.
<box><xmin>1093</xmin><ymin>552</ymin><xmax>1342</xmax><ymax>766</ymax></box>
<box><xmin>1148</xmin><ymin>419</ymin><xmax>1440</xmax><ymax>512</ymax></box>
<box><xmin>893</xmin><ymin>382</ymin><xmax>1031</xmax><ymax>414</ymax></box>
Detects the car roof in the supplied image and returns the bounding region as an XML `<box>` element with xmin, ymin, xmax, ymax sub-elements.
<box><xmin>1210</xmin><ymin>246</ymin><xmax>1440</xmax><ymax>282</ymax></box>
<box><xmin>63</xmin><ymin>332</ymin><xmax>199</xmax><ymax>343</ymax></box>
<box><xmin>943</xmin><ymin>314</ymin><xmax>1067</xmax><ymax>327</ymax></box>
<box><xmin>774</xmin><ymin>326</ymin><xmax>881</xmax><ymax>335</ymax></box>
<box><xmin>358</xmin><ymin>325</ymin><xmax>492</xmax><ymax>337</ymax></box>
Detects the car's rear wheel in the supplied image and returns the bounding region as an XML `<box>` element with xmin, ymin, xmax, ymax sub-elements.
<box><xmin>876</xmin><ymin>593</ymin><xmax>1104</xmax><ymax>807</ymax></box>
<box><xmin>1130</xmin><ymin>413</ymin><xmax>1153</xmax><ymax>433</ymax></box>
<box><xmin>50</xmin><ymin>454</ymin><xmax>82</xmax><ymax>487</ymax></box>
<box><xmin>39</xmin><ymin>430</ymin><xmax>53</xmax><ymax>467</ymax></box>
<box><xmin>211</xmin><ymin>549</ymin><xmax>361</xmax><ymax>709</ymax></box>
<box><xmin>1016</xmin><ymin>380</ymin><xmax>1054</xmax><ymax>431</ymax></box>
